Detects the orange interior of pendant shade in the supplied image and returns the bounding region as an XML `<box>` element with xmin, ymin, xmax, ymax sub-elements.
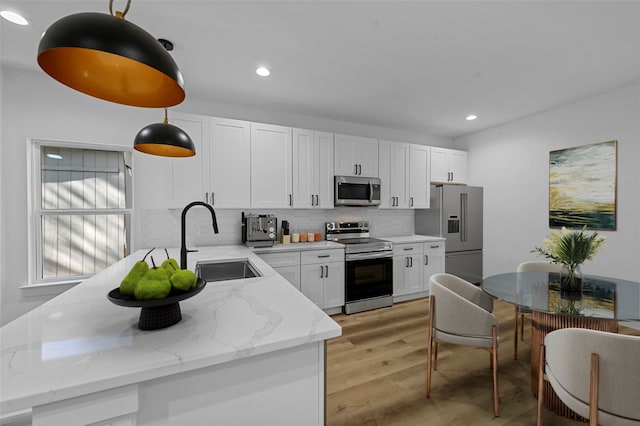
<box><xmin>134</xmin><ymin>143</ymin><xmax>195</xmax><ymax>158</ymax></box>
<box><xmin>38</xmin><ymin>47</ymin><xmax>185</xmax><ymax>108</ymax></box>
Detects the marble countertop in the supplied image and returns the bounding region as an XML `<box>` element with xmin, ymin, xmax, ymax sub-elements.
<box><xmin>252</xmin><ymin>240</ymin><xmax>344</xmax><ymax>254</ymax></box>
<box><xmin>382</xmin><ymin>235</ymin><xmax>445</xmax><ymax>244</ymax></box>
<box><xmin>0</xmin><ymin>246</ymin><xmax>342</xmax><ymax>415</ymax></box>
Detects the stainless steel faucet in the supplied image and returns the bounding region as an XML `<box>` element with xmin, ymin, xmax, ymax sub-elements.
<box><xmin>180</xmin><ymin>201</ymin><xmax>219</xmax><ymax>269</ymax></box>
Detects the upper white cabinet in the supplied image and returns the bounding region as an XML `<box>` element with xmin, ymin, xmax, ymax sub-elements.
<box><xmin>292</xmin><ymin>129</ymin><xmax>334</xmax><ymax>209</ymax></box>
<box><xmin>334</xmin><ymin>134</ymin><xmax>379</xmax><ymax>177</ymax></box>
<box><xmin>138</xmin><ymin>113</ymin><xmax>252</xmax><ymax>210</ymax></box>
<box><xmin>379</xmin><ymin>140</ymin><xmax>410</xmax><ymax>208</ymax></box>
<box><xmin>409</xmin><ymin>144</ymin><xmax>430</xmax><ymax>208</ymax></box>
<box><xmin>250</xmin><ymin>122</ymin><xmax>293</xmax><ymax>208</ymax></box>
<box><xmin>430</xmin><ymin>147</ymin><xmax>468</xmax><ymax>184</ymax></box>
<box><xmin>165</xmin><ymin>112</ymin><xmax>210</xmax><ymax>208</ymax></box>
<box><xmin>209</xmin><ymin>117</ymin><xmax>251</xmax><ymax>208</ymax></box>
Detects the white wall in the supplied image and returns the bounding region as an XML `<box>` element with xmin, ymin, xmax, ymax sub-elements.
<box><xmin>0</xmin><ymin>65</ymin><xmax>451</xmax><ymax>325</ymax></box>
<box><xmin>455</xmin><ymin>84</ymin><xmax>640</xmax><ymax>282</ymax></box>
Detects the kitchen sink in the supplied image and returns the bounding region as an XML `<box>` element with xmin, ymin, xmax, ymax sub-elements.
<box><xmin>195</xmin><ymin>259</ymin><xmax>262</xmax><ymax>282</ymax></box>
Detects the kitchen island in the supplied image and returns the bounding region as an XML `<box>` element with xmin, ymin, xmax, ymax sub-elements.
<box><xmin>0</xmin><ymin>246</ymin><xmax>341</xmax><ymax>426</ymax></box>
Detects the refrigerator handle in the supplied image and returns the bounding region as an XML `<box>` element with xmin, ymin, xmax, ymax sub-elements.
<box><xmin>460</xmin><ymin>193</ymin><xmax>467</xmax><ymax>242</ymax></box>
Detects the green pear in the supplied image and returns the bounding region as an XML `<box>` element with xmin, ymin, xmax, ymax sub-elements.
<box><xmin>119</xmin><ymin>248</ymin><xmax>154</xmax><ymax>296</ymax></box>
<box><xmin>133</xmin><ymin>256</ymin><xmax>171</xmax><ymax>300</ymax></box>
<box><xmin>161</xmin><ymin>248</ymin><xmax>180</xmax><ymax>277</ymax></box>
<box><xmin>170</xmin><ymin>269</ymin><xmax>197</xmax><ymax>291</ymax></box>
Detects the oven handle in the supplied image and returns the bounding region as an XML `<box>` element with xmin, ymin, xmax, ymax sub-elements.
<box><xmin>346</xmin><ymin>251</ymin><xmax>393</xmax><ymax>261</ymax></box>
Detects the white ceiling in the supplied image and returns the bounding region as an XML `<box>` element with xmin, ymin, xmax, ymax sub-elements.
<box><xmin>2</xmin><ymin>1</ymin><xmax>640</xmax><ymax>138</ymax></box>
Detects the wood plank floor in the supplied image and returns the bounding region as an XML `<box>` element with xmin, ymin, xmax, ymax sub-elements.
<box><xmin>326</xmin><ymin>298</ymin><xmax>640</xmax><ymax>426</ymax></box>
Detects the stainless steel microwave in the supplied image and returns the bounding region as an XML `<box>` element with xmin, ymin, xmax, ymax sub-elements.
<box><xmin>334</xmin><ymin>175</ymin><xmax>381</xmax><ymax>206</ymax></box>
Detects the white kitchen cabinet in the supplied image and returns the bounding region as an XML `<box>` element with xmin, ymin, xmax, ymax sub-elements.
<box><xmin>250</xmin><ymin>122</ymin><xmax>293</xmax><ymax>208</ymax></box>
<box><xmin>209</xmin><ymin>117</ymin><xmax>251</xmax><ymax>208</ymax></box>
<box><xmin>300</xmin><ymin>249</ymin><xmax>345</xmax><ymax>309</ymax></box>
<box><xmin>409</xmin><ymin>144</ymin><xmax>430</xmax><ymax>208</ymax></box>
<box><xmin>258</xmin><ymin>251</ymin><xmax>301</xmax><ymax>291</ymax></box>
<box><xmin>334</xmin><ymin>133</ymin><xmax>379</xmax><ymax>177</ymax></box>
<box><xmin>292</xmin><ymin>129</ymin><xmax>334</xmax><ymax>209</ymax></box>
<box><xmin>379</xmin><ymin>140</ymin><xmax>410</xmax><ymax>209</ymax></box>
<box><xmin>392</xmin><ymin>243</ymin><xmax>423</xmax><ymax>296</ymax></box>
<box><xmin>141</xmin><ymin>112</ymin><xmax>208</xmax><ymax>209</ymax></box>
<box><xmin>423</xmin><ymin>241</ymin><xmax>445</xmax><ymax>292</ymax></box>
<box><xmin>136</xmin><ymin>113</ymin><xmax>252</xmax><ymax>210</ymax></box>
<box><xmin>430</xmin><ymin>147</ymin><xmax>468</xmax><ymax>184</ymax></box>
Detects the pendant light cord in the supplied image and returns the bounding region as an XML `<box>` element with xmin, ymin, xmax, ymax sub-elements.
<box><xmin>109</xmin><ymin>0</ymin><xmax>131</xmax><ymax>19</ymax></box>
<box><xmin>163</xmin><ymin>108</ymin><xmax>169</xmax><ymax>125</ymax></box>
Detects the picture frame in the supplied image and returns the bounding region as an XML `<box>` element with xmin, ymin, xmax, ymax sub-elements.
<box><xmin>548</xmin><ymin>140</ymin><xmax>617</xmax><ymax>230</ymax></box>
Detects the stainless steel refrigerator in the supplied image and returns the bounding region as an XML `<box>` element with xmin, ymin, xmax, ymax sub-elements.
<box><xmin>415</xmin><ymin>185</ymin><xmax>483</xmax><ymax>284</ymax></box>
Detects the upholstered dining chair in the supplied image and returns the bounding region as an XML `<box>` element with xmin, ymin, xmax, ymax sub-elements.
<box><xmin>514</xmin><ymin>261</ymin><xmax>563</xmax><ymax>360</ymax></box>
<box><xmin>427</xmin><ymin>273</ymin><xmax>500</xmax><ymax>417</ymax></box>
<box><xmin>537</xmin><ymin>328</ymin><xmax>640</xmax><ymax>426</ymax></box>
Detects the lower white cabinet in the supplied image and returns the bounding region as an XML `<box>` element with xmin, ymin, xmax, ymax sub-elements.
<box><xmin>300</xmin><ymin>249</ymin><xmax>345</xmax><ymax>309</ymax></box>
<box><xmin>422</xmin><ymin>242</ymin><xmax>445</xmax><ymax>291</ymax></box>
<box><xmin>392</xmin><ymin>243</ymin><xmax>424</xmax><ymax>297</ymax></box>
<box><xmin>258</xmin><ymin>248</ymin><xmax>345</xmax><ymax>310</ymax></box>
<box><xmin>258</xmin><ymin>252</ymin><xmax>301</xmax><ymax>291</ymax></box>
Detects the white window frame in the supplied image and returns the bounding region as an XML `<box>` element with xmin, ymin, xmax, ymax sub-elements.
<box><xmin>27</xmin><ymin>138</ymin><xmax>134</xmax><ymax>287</ymax></box>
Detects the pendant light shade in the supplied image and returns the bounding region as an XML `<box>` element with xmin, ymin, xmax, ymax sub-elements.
<box><xmin>134</xmin><ymin>109</ymin><xmax>195</xmax><ymax>157</ymax></box>
<box><xmin>37</xmin><ymin>1</ymin><xmax>185</xmax><ymax>108</ymax></box>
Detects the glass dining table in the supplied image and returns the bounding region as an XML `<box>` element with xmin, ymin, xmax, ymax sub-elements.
<box><xmin>482</xmin><ymin>271</ymin><xmax>640</xmax><ymax>419</ymax></box>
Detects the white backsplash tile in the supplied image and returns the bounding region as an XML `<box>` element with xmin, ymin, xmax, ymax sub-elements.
<box><xmin>139</xmin><ymin>207</ymin><xmax>414</xmax><ymax>249</ymax></box>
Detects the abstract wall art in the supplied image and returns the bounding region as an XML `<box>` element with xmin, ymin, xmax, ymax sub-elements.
<box><xmin>549</xmin><ymin>140</ymin><xmax>617</xmax><ymax>230</ymax></box>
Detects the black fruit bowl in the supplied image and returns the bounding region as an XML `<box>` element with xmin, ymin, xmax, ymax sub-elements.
<box><xmin>107</xmin><ymin>278</ymin><xmax>206</xmax><ymax>330</ymax></box>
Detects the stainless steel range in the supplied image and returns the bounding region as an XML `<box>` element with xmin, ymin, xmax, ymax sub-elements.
<box><xmin>325</xmin><ymin>221</ymin><xmax>393</xmax><ymax>314</ymax></box>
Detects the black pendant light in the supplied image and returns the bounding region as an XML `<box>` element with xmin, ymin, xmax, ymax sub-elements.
<box><xmin>37</xmin><ymin>0</ymin><xmax>185</xmax><ymax>108</ymax></box>
<box><xmin>134</xmin><ymin>109</ymin><xmax>196</xmax><ymax>157</ymax></box>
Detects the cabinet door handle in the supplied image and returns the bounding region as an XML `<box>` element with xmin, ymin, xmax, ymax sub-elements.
<box><xmin>394</xmin><ymin>196</ymin><xmax>398</xmax><ymax>206</ymax></box>
<box><xmin>358</xmin><ymin>164</ymin><xmax>362</xmax><ymax>175</ymax></box>
<box><xmin>403</xmin><ymin>247</ymin><xmax>414</xmax><ymax>251</ymax></box>
<box><xmin>451</xmin><ymin>172</ymin><xmax>454</xmax><ymax>182</ymax></box>
<box><xmin>325</xmin><ymin>265</ymin><xmax>329</xmax><ymax>277</ymax></box>
<box><xmin>409</xmin><ymin>257</ymin><xmax>413</xmax><ymax>267</ymax></box>
<box><xmin>211</xmin><ymin>192</ymin><xmax>215</xmax><ymax>206</ymax></box>
<box><xmin>289</xmin><ymin>194</ymin><xmax>292</xmax><ymax>206</ymax></box>
<box><xmin>354</xmin><ymin>164</ymin><xmax>358</xmax><ymax>175</ymax></box>
<box><xmin>315</xmin><ymin>194</ymin><xmax>319</xmax><ymax>206</ymax></box>
<box><xmin>317</xmin><ymin>254</ymin><xmax>330</xmax><ymax>258</ymax></box>
<box><xmin>425</xmin><ymin>255</ymin><xmax>429</xmax><ymax>266</ymax></box>
<box><xmin>205</xmin><ymin>192</ymin><xmax>209</xmax><ymax>204</ymax></box>
<box><xmin>410</xmin><ymin>197</ymin><xmax>414</xmax><ymax>207</ymax></box>
<box><xmin>405</xmin><ymin>257</ymin><xmax>409</xmax><ymax>267</ymax></box>
<box><xmin>430</xmin><ymin>245</ymin><xmax>440</xmax><ymax>249</ymax></box>
<box><xmin>320</xmin><ymin>265</ymin><xmax>324</xmax><ymax>278</ymax></box>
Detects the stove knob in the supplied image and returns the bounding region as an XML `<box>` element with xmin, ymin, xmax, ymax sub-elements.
<box><xmin>269</xmin><ymin>233</ymin><xmax>275</xmax><ymax>239</ymax></box>
<box><xmin>268</xmin><ymin>226</ymin><xmax>275</xmax><ymax>232</ymax></box>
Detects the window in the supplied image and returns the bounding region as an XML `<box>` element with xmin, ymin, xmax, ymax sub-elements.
<box><xmin>29</xmin><ymin>140</ymin><xmax>133</xmax><ymax>284</ymax></box>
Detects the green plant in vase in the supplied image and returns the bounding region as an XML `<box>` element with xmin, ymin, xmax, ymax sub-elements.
<box><xmin>532</xmin><ymin>226</ymin><xmax>606</xmax><ymax>292</ymax></box>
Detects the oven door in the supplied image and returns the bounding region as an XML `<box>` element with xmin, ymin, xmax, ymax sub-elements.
<box><xmin>345</xmin><ymin>252</ymin><xmax>393</xmax><ymax>303</ymax></box>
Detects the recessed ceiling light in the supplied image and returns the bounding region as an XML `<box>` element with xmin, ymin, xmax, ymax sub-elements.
<box><xmin>256</xmin><ymin>66</ymin><xmax>271</xmax><ymax>77</ymax></box>
<box><xmin>466</xmin><ymin>114</ymin><xmax>478</xmax><ymax>121</ymax></box>
<box><xmin>0</xmin><ymin>10</ymin><xmax>28</xmax><ymax>25</ymax></box>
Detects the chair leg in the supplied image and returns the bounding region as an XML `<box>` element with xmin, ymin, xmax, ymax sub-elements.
<box><xmin>536</xmin><ymin>344</ymin><xmax>545</xmax><ymax>426</ymax></box>
<box><xmin>589</xmin><ymin>353</ymin><xmax>599</xmax><ymax>426</ymax></box>
<box><xmin>434</xmin><ymin>342</ymin><xmax>438</xmax><ymax>370</ymax></box>
<box><xmin>514</xmin><ymin>306</ymin><xmax>519</xmax><ymax>360</ymax></box>
<box><xmin>426</xmin><ymin>295</ymin><xmax>435</xmax><ymax>398</ymax></box>
<box><xmin>492</xmin><ymin>325</ymin><xmax>499</xmax><ymax>417</ymax></box>
<box><xmin>520</xmin><ymin>313</ymin><xmax>525</xmax><ymax>340</ymax></box>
